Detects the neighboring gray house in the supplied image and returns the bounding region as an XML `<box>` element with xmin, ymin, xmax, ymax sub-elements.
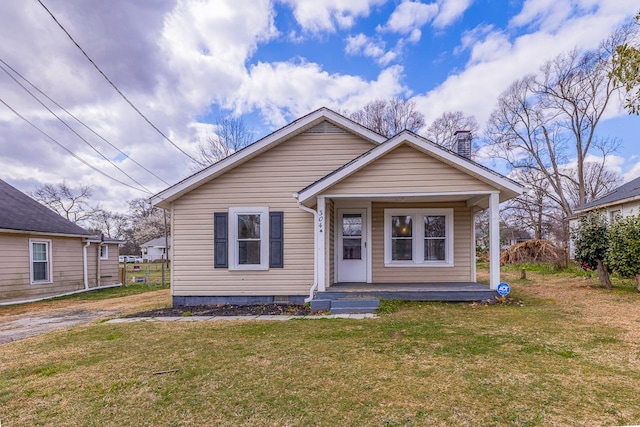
<box><xmin>0</xmin><ymin>179</ymin><xmax>121</xmax><ymax>304</ymax></box>
<box><xmin>141</xmin><ymin>236</ymin><xmax>171</xmax><ymax>262</ymax></box>
<box><xmin>570</xmin><ymin>176</ymin><xmax>640</xmax><ymax>258</ymax></box>
<box><xmin>573</xmin><ymin>176</ymin><xmax>640</xmax><ymax>221</ymax></box>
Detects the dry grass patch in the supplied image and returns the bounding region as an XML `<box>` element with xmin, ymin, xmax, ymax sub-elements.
<box><xmin>1</xmin><ymin>266</ymin><xmax>640</xmax><ymax>426</ymax></box>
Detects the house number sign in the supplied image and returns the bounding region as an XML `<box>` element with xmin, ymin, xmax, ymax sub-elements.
<box><xmin>318</xmin><ymin>209</ymin><xmax>324</xmax><ymax>233</ymax></box>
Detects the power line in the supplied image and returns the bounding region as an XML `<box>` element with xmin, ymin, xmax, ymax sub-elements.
<box><xmin>0</xmin><ymin>57</ymin><xmax>170</xmax><ymax>186</ymax></box>
<box><xmin>36</xmin><ymin>0</ymin><xmax>204</xmax><ymax>167</ymax></box>
<box><xmin>0</xmin><ymin>61</ymin><xmax>155</xmax><ymax>194</ymax></box>
<box><xmin>0</xmin><ymin>96</ymin><xmax>151</xmax><ymax>194</ymax></box>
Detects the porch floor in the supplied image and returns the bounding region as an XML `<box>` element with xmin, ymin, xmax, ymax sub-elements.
<box><xmin>317</xmin><ymin>282</ymin><xmax>498</xmax><ymax>302</ymax></box>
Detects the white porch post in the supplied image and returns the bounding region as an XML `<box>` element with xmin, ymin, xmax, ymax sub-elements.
<box><xmin>317</xmin><ymin>196</ymin><xmax>326</xmax><ymax>291</ymax></box>
<box><xmin>489</xmin><ymin>192</ymin><xmax>500</xmax><ymax>290</ymax></box>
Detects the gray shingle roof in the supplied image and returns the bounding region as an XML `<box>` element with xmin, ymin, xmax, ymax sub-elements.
<box><xmin>576</xmin><ymin>176</ymin><xmax>640</xmax><ymax>212</ymax></box>
<box><xmin>0</xmin><ymin>179</ymin><xmax>91</xmax><ymax>236</ymax></box>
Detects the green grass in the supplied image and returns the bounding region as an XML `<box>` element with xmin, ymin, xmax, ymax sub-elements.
<box><xmin>49</xmin><ymin>282</ymin><xmax>170</xmax><ymax>302</ymax></box>
<box><xmin>1</xmin><ymin>267</ymin><xmax>639</xmax><ymax>426</ymax></box>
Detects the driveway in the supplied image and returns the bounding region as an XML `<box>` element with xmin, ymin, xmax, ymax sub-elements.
<box><xmin>0</xmin><ymin>289</ymin><xmax>170</xmax><ymax>344</ymax></box>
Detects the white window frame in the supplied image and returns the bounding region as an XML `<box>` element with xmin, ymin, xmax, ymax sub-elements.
<box><xmin>229</xmin><ymin>207</ymin><xmax>269</xmax><ymax>271</ymax></box>
<box><xmin>99</xmin><ymin>245</ymin><xmax>108</xmax><ymax>260</ymax></box>
<box><xmin>29</xmin><ymin>238</ymin><xmax>53</xmax><ymax>284</ymax></box>
<box><xmin>384</xmin><ymin>208</ymin><xmax>454</xmax><ymax>267</ymax></box>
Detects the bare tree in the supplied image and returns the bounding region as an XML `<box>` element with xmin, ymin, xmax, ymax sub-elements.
<box><xmin>348</xmin><ymin>97</ymin><xmax>425</xmax><ymax>137</ymax></box>
<box><xmin>485</xmin><ymin>27</ymin><xmax>632</xmax><ymax>219</ymax></box>
<box><xmin>31</xmin><ymin>181</ymin><xmax>95</xmax><ymax>225</ymax></box>
<box><xmin>195</xmin><ymin>115</ymin><xmax>254</xmax><ymax>167</ymax></box>
<box><xmin>127</xmin><ymin>198</ymin><xmax>168</xmax><ymax>249</ymax></box>
<box><xmin>88</xmin><ymin>209</ymin><xmax>129</xmax><ymax>240</ymax></box>
<box><xmin>424</xmin><ymin>111</ymin><xmax>479</xmax><ymax>150</ymax></box>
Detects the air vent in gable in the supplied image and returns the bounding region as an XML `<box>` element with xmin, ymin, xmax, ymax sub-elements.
<box><xmin>304</xmin><ymin>122</ymin><xmax>347</xmax><ymax>134</ymax></box>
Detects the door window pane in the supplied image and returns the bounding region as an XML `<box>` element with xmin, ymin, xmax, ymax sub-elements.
<box><xmin>343</xmin><ymin>238</ymin><xmax>362</xmax><ymax>260</ymax></box>
<box><xmin>342</xmin><ymin>214</ymin><xmax>362</xmax><ymax>236</ymax></box>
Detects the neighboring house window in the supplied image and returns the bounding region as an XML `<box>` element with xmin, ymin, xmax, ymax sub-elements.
<box><xmin>229</xmin><ymin>207</ymin><xmax>269</xmax><ymax>270</ymax></box>
<box><xmin>30</xmin><ymin>239</ymin><xmax>52</xmax><ymax>284</ymax></box>
<box><xmin>100</xmin><ymin>245</ymin><xmax>108</xmax><ymax>260</ymax></box>
<box><xmin>384</xmin><ymin>209</ymin><xmax>454</xmax><ymax>266</ymax></box>
<box><xmin>610</xmin><ymin>209</ymin><xmax>621</xmax><ymax>223</ymax></box>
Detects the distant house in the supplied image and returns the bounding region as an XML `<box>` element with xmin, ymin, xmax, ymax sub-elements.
<box><xmin>141</xmin><ymin>236</ymin><xmax>171</xmax><ymax>262</ymax></box>
<box><xmin>0</xmin><ymin>179</ymin><xmax>121</xmax><ymax>305</ymax></box>
<box><xmin>569</xmin><ymin>176</ymin><xmax>640</xmax><ymax>258</ymax></box>
<box><xmin>151</xmin><ymin>108</ymin><xmax>523</xmax><ymax>307</ymax></box>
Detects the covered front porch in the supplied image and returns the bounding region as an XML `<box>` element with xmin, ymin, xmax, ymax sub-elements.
<box><xmin>310</xmin><ymin>281</ymin><xmax>498</xmax><ymax>313</ymax></box>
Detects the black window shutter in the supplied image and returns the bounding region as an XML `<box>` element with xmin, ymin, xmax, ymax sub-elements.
<box><xmin>269</xmin><ymin>211</ymin><xmax>284</xmax><ymax>268</ymax></box>
<box><xmin>214</xmin><ymin>212</ymin><xmax>228</xmax><ymax>268</ymax></box>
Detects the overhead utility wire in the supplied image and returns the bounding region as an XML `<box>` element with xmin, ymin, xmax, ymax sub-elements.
<box><xmin>0</xmin><ymin>57</ymin><xmax>170</xmax><ymax>186</ymax></box>
<box><xmin>0</xmin><ymin>96</ymin><xmax>151</xmax><ymax>194</ymax></box>
<box><xmin>0</xmin><ymin>62</ymin><xmax>155</xmax><ymax>194</ymax></box>
<box><xmin>36</xmin><ymin>0</ymin><xmax>204</xmax><ymax>167</ymax></box>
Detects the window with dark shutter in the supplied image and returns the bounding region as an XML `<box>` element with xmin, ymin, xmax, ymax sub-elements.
<box><xmin>269</xmin><ymin>211</ymin><xmax>284</xmax><ymax>268</ymax></box>
<box><xmin>214</xmin><ymin>212</ymin><xmax>228</xmax><ymax>268</ymax></box>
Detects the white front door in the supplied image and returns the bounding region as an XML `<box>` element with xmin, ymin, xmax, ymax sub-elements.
<box><xmin>337</xmin><ymin>209</ymin><xmax>367</xmax><ymax>282</ymax></box>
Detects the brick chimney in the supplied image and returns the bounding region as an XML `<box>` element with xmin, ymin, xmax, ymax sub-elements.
<box><xmin>453</xmin><ymin>130</ymin><xmax>472</xmax><ymax>159</ymax></box>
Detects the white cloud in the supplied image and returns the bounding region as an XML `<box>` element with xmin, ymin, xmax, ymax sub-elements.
<box><xmin>279</xmin><ymin>0</ymin><xmax>387</xmax><ymax>33</ymax></box>
<box><xmin>384</xmin><ymin>1</ymin><xmax>438</xmax><ymax>35</ymax></box>
<box><xmin>235</xmin><ymin>62</ymin><xmax>408</xmax><ymax>126</ymax></box>
<box><xmin>345</xmin><ymin>33</ymin><xmax>401</xmax><ymax>65</ymax></box>
<box><xmin>433</xmin><ymin>0</ymin><xmax>473</xmax><ymax>28</ymax></box>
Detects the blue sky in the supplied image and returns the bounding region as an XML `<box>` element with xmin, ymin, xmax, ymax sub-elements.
<box><xmin>0</xmin><ymin>0</ymin><xmax>638</xmax><ymax>211</ymax></box>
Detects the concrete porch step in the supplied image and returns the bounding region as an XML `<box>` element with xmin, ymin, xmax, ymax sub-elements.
<box><xmin>310</xmin><ymin>297</ymin><xmax>380</xmax><ymax>314</ymax></box>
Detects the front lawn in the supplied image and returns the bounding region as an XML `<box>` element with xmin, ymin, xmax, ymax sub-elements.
<box><xmin>1</xmin><ymin>265</ymin><xmax>639</xmax><ymax>426</ymax></box>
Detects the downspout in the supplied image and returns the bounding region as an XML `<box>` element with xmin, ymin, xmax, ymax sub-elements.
<box><xmin>295</xmin><ymin>195</ymin><xmax>318</xmax><ymax>303</ymax></box>
<box><xmin>83</xmin><ymin>240</ymin><xmax>91</xmax><ymax>289</ymax></box>
<box><xmin>97</xmin><ymin>233</ymin><xmax>104</xmax><ymax>288</ymax></box>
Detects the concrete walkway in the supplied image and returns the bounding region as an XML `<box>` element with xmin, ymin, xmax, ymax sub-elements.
<box><xmin>107</xmin><ymin>313</ymin><xmax>377</xmax><ymax>323</ymax></box>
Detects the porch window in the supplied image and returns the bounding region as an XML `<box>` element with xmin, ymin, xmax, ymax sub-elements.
<box><xmin>229</xmin><ymin>207</ymin><xmax>269</xmax><ymax>270</ymax></box>
<box><xmin>30</xmin><ymin>239</ymin><xmax>52</xmax><ymax>284</ymax></box>
<box><xmin>384</xmin><ymin>209</ymin><xmax>453</xmax><ymax>266</ymax></box>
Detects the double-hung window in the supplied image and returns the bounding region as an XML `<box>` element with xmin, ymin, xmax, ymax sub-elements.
<box><xmin>384</xmin><ymin>209</ymin><xmax>453</xmax><ymax>266</ymax></box>
<box><xmin>229</xmin><ymin>207</ymin><xmax>269</xmax><ymax>270</ymax></box>
<box><xmin>100</xmin><ymin>245</ymin><xmax>108</xmax><ymax>260</ymax></box>
<box><xmin>30</xmin><ymin>239</ymin><xmax>52</xmax><ymax>284</ymax></box>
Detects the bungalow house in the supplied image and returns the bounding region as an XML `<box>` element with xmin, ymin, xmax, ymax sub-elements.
<box><xmin>141</xmin><ymin>236</ymin><xmax>171</xmax><ymax>262</ymax></box>
<box><xmin>0</xmin><ymin>179</ymin><xmax>121</xmax><ymax>305</ymax></box>
<box><xmin>151</xmin><ymin>108</ymin><xmax>523</xmax><ymax>308</ymax></box>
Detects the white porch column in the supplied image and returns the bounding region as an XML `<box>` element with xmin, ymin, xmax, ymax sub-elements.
<box><xmin>489</xmin><ymin>192</ymin><xmax>500</xmax><ymax>290</ymax></box>
<box><xmin>317</xmin><ymin>196</ymin><xmax>326</xmax><ymax>291</ymax></box>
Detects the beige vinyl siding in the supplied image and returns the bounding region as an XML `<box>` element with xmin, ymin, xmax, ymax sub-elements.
<box><xmin>0</xmin><ymin>234</ymin><xmax>85</xmax><ymax>303</ymax></box>
<box><xmin>86</xmin><ymin>243</ymin><xmax>120</xmax><ymax>288</ymax></box>
<box><xmin>171</xmin><ymin>131</ymin><xmax>374</xmax><ymax>296</ymax></box>
<box><xmin>329</xmin><ymin>144</ymin><xmax>496</xmax><ymax>195</ymax></box>
<box><xmin>370</xmin><ymin>202</ymin><xmax>474</xmax><ymax>283</ymax></box>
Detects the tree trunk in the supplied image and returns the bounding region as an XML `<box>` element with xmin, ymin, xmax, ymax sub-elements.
<box><xmin>635</xmin><ymin>274</ymin><xmax>640</xmax><ymax>293</ymax></box>
<box><xmin>595</xmin><ymin>259</ymin><xmax>612</xmax><ymax>289</ymax></box>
